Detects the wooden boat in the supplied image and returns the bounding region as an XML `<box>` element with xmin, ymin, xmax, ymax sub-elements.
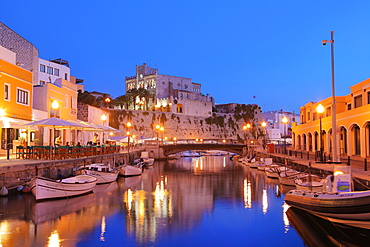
<box><xmin>77</xmin><ymin>163</ymin><xmax>119</xmax><ymax>184</ymax></box>
<box><xmin>119</xmin><ymin>161</ymin><xmax>144</xmax><ymax>177</ymax></box>
<box><xmin>294</xmin><ymin>174</ymin><xmax>325</xmax><ymax>192</ymax></box>
<box><xmin>31</xmin><ymin>175</ymin><xmax>97</xmax><ymax>201</ymax></box>
<box><xmin>255</xmin><ymin>158</ymin><xmax>273</xmax><ymax>170</ymax></box>
<box><xmin>278</xmin><ymin>171</ymin><xmax>304</xmax><ymax>186</ymax></box>
<box><xmin>265</xmin><ymin>166</ymin><xmax>293</xmax><ymax>179</ymax></box>
<box><xmin>284</xmin><ymin>165</ymin><xmax>370</xmax><ymax>220</ymax></box>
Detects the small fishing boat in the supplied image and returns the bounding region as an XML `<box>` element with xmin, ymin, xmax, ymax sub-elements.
<box><xmin>140</xmin><ymin>152</ymin><xmax>155</xmax><ymax>167</ymax></box>
<box><xmin>255</xmin><ymin>158</ymin><xmax>273</xmax><ymax>170</ymax></box>
<box><xmin>119</xmin><ymin>161</ymin><xmax>144</xmax><ymax>177</ymax></box>
<box><xmin>265</xmin><ymin>166</ymin><xmax>293</xmax><ymax>179</ymax></box>
<box><xmin>294</xmin><ymin>174</ymin><xmax>325</xmax><ymax>192</ymax></box>
<box><xmin>278</xmin><ymin>171</ymin><xmax>304</xmax><ymax>186</ymax></box>
<box><xmin>31</xmin><ymin>175</ymin><xmax>97</xmax><ymax>201</ymax></box>
<box><xmin>77</xmin><ymin>163</ymin><xmax>119</xmax><ymax>184</ymax></box>
<box><xmin>284</xmin><ymin>165</ymin><xmax>370</xmax><ymax>220</ymax></box>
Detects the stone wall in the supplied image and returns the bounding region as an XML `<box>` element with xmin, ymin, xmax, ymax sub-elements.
<box><xmin>109</xmin><ymin>109</ymin><xmax>264</xmax><ymax>141</ymax></box>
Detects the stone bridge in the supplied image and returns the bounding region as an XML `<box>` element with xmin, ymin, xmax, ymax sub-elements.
<box><xmin>158</xmin><ymin>143</ymin><xmax>245</xmax><ymax>157</ymax></box>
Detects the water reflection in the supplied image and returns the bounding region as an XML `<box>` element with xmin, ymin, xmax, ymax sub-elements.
<box><xmin>0</xmin><ymin>156</ymin><xmax>308</xmax><ymax>246</ymax></box>
<box><xmin>286</xmin><ymin>207</ymin><xmax>370</xmax><ymax>246</ymax></box>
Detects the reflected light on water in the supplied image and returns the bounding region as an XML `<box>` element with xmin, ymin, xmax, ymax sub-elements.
<box><xmin>223</xmin><ymin>157</ymin><xmax>226</xmax><ymax>167</ymax></box>
<box><xmin>125</xmin><ymin>189</ymin><xmax>133</xmax><ymax>212</ymax></box>
<box><xmin>282</xmin><ymin>203</ymin><xmax>290</xmax><ymax>233</ymax></box>
<box><xmin>262</xmin><ymin>189</ymin><xmax>268</xmax><ymax>214</ymax></box>
<box><xmin>99</xmin><ymin>216</ymin><xmax>106</xmax><ymax>242</ymax></box>
<box><xmin>0</xmin><ymin>221</ymin><xmax>9</xmax><ymax>247</ymax></box>
<box><xmin>243</xmin><ymin>179</ymin><xmax>252</xmax><ymax>208</ymax></box>
<box><xmin>47</xmin><ymin>230</ymin><xmax>61</xmax><ymax>247</ymax></box>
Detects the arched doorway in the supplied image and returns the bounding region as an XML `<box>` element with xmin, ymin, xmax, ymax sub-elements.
<box><xmin>297</xmin><ymin>135</ymin><xmax>301</xmax><ymax>150</ymax></box>
<box><xmin>366</xmin><ymin>122</ymin><xmax>370</xmax><ymax>156</ymax></box>
<box><xmin>303</xmin><ymin>134</ymin><xmax>307</xmax><ymax>151</ymax></box>
<box><xmin>339</xmin><ymin>127</ymin><xmax>347</xmax><ymax>156</ymax></box>
<box><xmin>314</xmin><ymin>132</ymin><xmax>319</xmax><ymax>151</ymax></box>
<box><xmin>308</xmin><ymin>133</ymin><xmax>313</xmax><ymax>152</ymax></box>
<box><xmin>352</xmin><ymin>124</ymin><xmax>361</xmax><ymax>155</ymax></box>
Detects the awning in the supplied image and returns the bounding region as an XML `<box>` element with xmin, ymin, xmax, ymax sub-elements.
<box><xmin>1</xmin><ymin>117</ymin><xmax>38</xmax><ymax>130</ymax></box>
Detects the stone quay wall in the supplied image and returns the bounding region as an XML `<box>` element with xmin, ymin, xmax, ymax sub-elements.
<box><xmin>0</xmin><ymin>150</ymin><xmax>142</xmax><ymax>190</ymax></box>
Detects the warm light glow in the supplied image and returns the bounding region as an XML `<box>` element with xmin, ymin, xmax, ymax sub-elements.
<box><xmin>243</xmin><ymin>123</ymin><xmax>251</xmax><ymax>130</ymax></box>
<box><xmin>196</xmin><ymin>139</ymin><xmax>199</xmax><ymax>142</ymax></box>
<box><xmin>109</xmin><ymin>132</ymin><xmax>113</xmax><ymax>136</ymax></box>
<box><xmin>160</xmin><ymin>126</ymin><xmax>164</xmax><ymax>131</ymax></box>
<box><xmin>334</xmin><ymin>170</ymin><xmax>344</xmax><ymax>176</ymax></box>
<box><xmin>316</xmin><ymin>104</ymin><xmax>325</xmax><ymax>114</ymax></box>
<box><xmin>126</xmin><ymin>131</ymin><xmax>130</xmax><ymax>135</ymax></box>
<box><xmin>101</xmin><ymin>114</ymin><xmax>107</xmax><ymax>121</ymax></box>
<box><xmin>132</xmin><ymin>134</ymin><xmax>136</xmax><ymax>139</ymax></box>
<box><xmin>156</xmin><ymin>124</ymin><xmax>160</xmax><ymax>130</ymax></box>
<box><xmin>282</xmin><ymin>116</ymin><xmax>288</xmax><ymax>124</ymax></box>
<box><xmin>47</xmin><ymin>230</ymin><xmax>61</xmax><ymax>247</ymax></box>
<box><xmin>0</xmin><ymin>109</ymin><xmax>5</xmax><ymax>118</ymax></box>
<box><xmin>200</xmin><ymin>138</ymin><xmax>203</xmax><ymax>142</ymax></box>
<box><xmin>283</xmin><ymin>203</ymin><xmax>290</xmax><ymax>233</ymax></box>
<box><xmin>262</xmin><ymin>189</ymin><xmax>268</xmax><ymax>214</ymax></box>
<box><xmin>100</xmin><ymin>216</ymin><xmax>106</xmax><ymax>242</ymax></box>
<box><xmin>173</xmin><ymin>137</ymin><xmax>177</xmax><ymax>141</ymax></box>
<box><xmin>51</xmin><ymin>100</ymin><xmax>59</xmax><ymax>110</ymax></box>
<box><xmin>243</xmin><ymin>179</ymin><xmax>252</xmax><ymax>208</ymax></box>
<box><xmin>222</xmin><ymin>139</ymin><xmax>226</xmax><ymax>143</ymax></box>
<box><xmin>126</xmin><ymin>122</ymin><xmax>132</xmax><ymax>128</ymax></box>
<box><xmin>105</xmin><ymin>97</ymin><xmax>111</xmax><ymax>102</ymax></box>
<box><xmin>164</xmin><ymin>137</ymin><xmax>168</xmax><ymax>140</ymax></box>
<box><xmin>261</xmin><ymin>121</ymin><xmax>267</xmax><ymax>128</ymax></box>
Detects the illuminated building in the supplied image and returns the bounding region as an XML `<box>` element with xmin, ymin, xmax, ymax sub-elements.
<box><xmin>292</xmin><ymin>78</ymin><xmax>370</xmax><ymax>158</ymax></box>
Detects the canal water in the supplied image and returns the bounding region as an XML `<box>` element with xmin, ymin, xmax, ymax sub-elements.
<box><xmin>1</xmin><ymin>155</ymin><xmax>369</xmax><ymax>246</ymax></box>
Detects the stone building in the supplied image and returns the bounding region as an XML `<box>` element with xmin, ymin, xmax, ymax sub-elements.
<box><xmin>292</xmin><ymin>77</ymin><xmax>370</xmax><ymax>158</ymax></box>
<box><xmin>125</xmin><ymin>63</ymin><xmax>214</xmax><ymax>117</ymax></box>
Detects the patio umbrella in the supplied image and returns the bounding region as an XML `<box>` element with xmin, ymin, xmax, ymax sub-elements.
<box><xmin>23</xmin><ymin>117</ymin><xmax>85</xmax><ymax>145</ymax></box>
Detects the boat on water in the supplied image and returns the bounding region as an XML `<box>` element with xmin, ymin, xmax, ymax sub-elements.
<box><xmin>119</xmin><ymin>161</ymin><xmax>144</xmax><ymax>177</ymax></box>
<box><xmin>77</xmin><ymin>163</ymin><xmax>119</xmax><ymax>184</ymax></box>
<box><xmin>284</xmin><ymin>164</ymin><xmax>370</xmax><ymax>220</ymax></box>
<box><xmin>278</xmin><ymin>171</ymin><xmax>304</xmax><ymax>186</ymax></box>
<box><xmin>31</xmin><ymin>175</ymin><xmax>97</xmax><ymax>201</ymax></box>
<box><xmin>253</xmin><ymin>158</ymin><xmax>273</xmax><ymax>170</ymax></box>
<box><xmin>294</xmin><ymin>174</ymin><xmax>325</xmax><ymax>192</ymax></box>
<box><xmin>140</xmin><ymin>151</ymin><xmax>155</xmax><ymax>166</ymax></box>
<box><xmin>265</xmin><ymin>166</ymin><xmax>293</xmax><ymax>179</ymax></box>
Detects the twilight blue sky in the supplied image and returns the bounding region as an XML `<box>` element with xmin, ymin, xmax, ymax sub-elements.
<box><xmin>2</xmin><ymin>1</ymin><xmax>370</xmax><ymax>113</ymax></box>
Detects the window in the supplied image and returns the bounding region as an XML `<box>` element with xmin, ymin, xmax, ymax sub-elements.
<box><xmin>354</xmin><ymin>95</ymin><xmax>362</xmax><ymax>108</ymax></box>
<box><xmin>47</xmin><ymin>66</ymin><xmax>53</xmax><ymax>74</ymax></box>
<box><xmin>367</xmin><ymin>92</ymin><xmax>370</xmax><ymax>104</ymax></box>
<box><xmin>40</xmin><ymin>64</ymin><xmax>46</xmax><ymax>72</ymax></box>
<box><xmin>326</xmin><ymin>107</ymin><xmax>331</xmax><ymax>117</ymax></box>
<box><xmin>17</xmin><ymin>89</ymin><xmax>29</xmax><ymax>105</ymax></box>
<box><xmin>347</xmin><ymin>103</ymin><xmax>352</xmax><ymax>110</ymax></box>
<box><xmin>64</xmin><ymin>73</ymin><xmax>68</xmax><ymax>80</ymax></box>
<box><xmin>54</xmin><ymin>68</ymin><xmax>59</xmax><ymax>76</ymax></box>
<box><xmin>4</xmin><ymin>84</ymin><xmax>9</xmax><ymax>100</ymax></box>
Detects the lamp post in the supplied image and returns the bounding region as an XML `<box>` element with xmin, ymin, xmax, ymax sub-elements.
<box><xmin>126</xmin><ymin>122</ymin><xmax>132</xmax><ymax>164</ymax></box>
<box><xmin>282</xmin><ymin>116</ymin><xmax>288</xmax><ymax>154</ymax></box>
<box><xmin>316</xmin><ymin>104</ymin><xmax>325</xmax><ymax>162</ymax></box>
<box><xmin>101</xmin><ymin>114</ymin><xmax>107</xmax><ymax>144</ymax></box>
<box><xmin>261</xmin><ymin>121</ymin><xmax>267</xmax><ymax>150</ymax></box>
<box><xmin>322</xmin><ymin>31</ymin><xmax>338</xmax><ymax>162</ymax></box>
<box><xmin>51</xmin><ymin>100</ymin><xmax>60</xmax><ymax>146</ymax></box>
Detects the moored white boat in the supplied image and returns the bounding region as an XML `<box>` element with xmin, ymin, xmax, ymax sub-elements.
<box><xmin>119</xmin><ymin>162</ymin><xmax>144</xmax><ymax>177</ymax></box>
<box><xmin>278</xmin><ymin>171</ymin><xmax>304</xmax><ymax>186</ymax></box>
<box><xmin>31</xmin><ymin>175</ymin><xmax>97</xmax><ymax>201</ymax></box>
<box><xmin>78</xmin><ymin>163</ymin><xmax>118</xmax><ymax>184</ymax></box>
<box><xmin>140</xmin><ymin>152</ymin><xmax>155</xmax><ymax>166</ymax></box>
<box><xmin>284</xmin><ymin>165</ymin><xmax>370</xmax><ymax>220</ymax></box>
<box><xmin>294</xmin><ymin>174</ymin><xmax>325</xmax><ymax>192</ymax></box>
<box><xmin>265</xmin><ymin>166</ymin><xmax>293</xmax><ymax>179</ymax></box>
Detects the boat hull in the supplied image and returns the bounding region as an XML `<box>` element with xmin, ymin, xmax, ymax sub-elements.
<box><xmin>285</xmin><ymin>189</ymin><xmax>370</xmax><ymax>220</ymax></box>
<box><xmin>83</xmin><ymin>170</ymin><xmax>118</xmax><ymax>184</ymax></box>
<box><xmin>119</xmin><ymin>165</ymin><xmax>143</xmax><ymax>176</ymax></box>
<box><xmin>31</xmin><ymin>175</ymin><xmax>97</xmax><ymax>201</ymax></box>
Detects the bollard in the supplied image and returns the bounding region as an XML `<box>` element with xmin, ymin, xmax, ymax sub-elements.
<box><xmin>365</xmin><ymin>158</ymin><xmax>367</xmax><ymax>171</ymax></box>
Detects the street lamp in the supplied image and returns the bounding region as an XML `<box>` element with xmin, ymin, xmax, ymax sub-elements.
<box><xmin>101</xmin><ymin>114</ymin><xmax>107</xmax><ymax>143</ymax></box>
<box><xmin>51</xmin><ymin>100</ymin><xmax>60</xmax><ymax>146</ymax></box>
<box><xmin>126</xmin><ymin>122</ymin><xmax>132</xmax><ymax>164</ymax></box>
<box><xmin>282</xmin><ymin>116</ymin><xmax>288</xmax><ymax>154</ymax></box>
<box><xmin>316</xmin><ymin>104</ymin><xmax>325</xmax><ymax>162</ymax></box>
<box><xmin>322</xmin><ymin>31</ymin><xmax>338</xmax><ymax>162</ymax></box>
<box><xmin>261</xmin><ymin>121</ymin><xmax>267</xmax><ymax>149</ymax></box>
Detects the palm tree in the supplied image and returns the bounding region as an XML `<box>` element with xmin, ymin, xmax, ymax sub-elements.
<box><xmin>138</xmin><ymin>88</ymin><xmax>151</xmax><ymax>110</ymax></box>
<box><xmin>113</xmin><ymin>95</ymin><xmax>130</xmax><ymax>109</ymax></box>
